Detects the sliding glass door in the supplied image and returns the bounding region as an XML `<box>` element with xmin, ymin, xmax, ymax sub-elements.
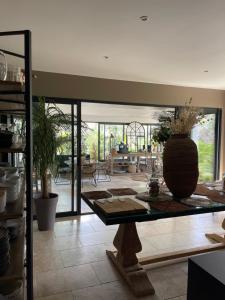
<box><xmin>49</xmin><ymin>103</ymin><xmax>79</xmax><ymax>213</ymax></box>
<box><xmin>191</xmin><ymin>108</ymin><xmax>221</xmax><ymax>181</ymax></box>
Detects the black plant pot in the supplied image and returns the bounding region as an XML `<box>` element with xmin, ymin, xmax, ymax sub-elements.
<box><xmin>34</xmin><ymin>193</ymin><xmax>58</xmax><ymax>231</ymax></box>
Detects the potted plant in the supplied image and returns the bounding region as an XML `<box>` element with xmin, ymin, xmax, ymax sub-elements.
<box><xmin>33</xmin><ymin>97</ymin><xmax>69</xmax><ymax>231</ymax></box>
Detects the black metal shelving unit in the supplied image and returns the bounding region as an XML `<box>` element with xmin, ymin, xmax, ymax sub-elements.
<box><xmin>0</xmin><ymin>30</ymin><xmax>33</xmax><ymax>299</ymax></box>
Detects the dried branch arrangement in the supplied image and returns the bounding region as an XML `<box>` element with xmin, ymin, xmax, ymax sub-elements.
<box><xmin>166</xmin><ymin>98</ymin><xmax>204</xmax><ymax>135</ymax></box>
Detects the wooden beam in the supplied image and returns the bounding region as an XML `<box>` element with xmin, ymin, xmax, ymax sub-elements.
<box><xmin>139</xmin><ymin>243</ymin><xmax>225</xmax><ymax>266</ymax></box>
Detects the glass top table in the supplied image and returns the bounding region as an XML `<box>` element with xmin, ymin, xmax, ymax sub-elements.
<box><xmin>81</xmin><ymin>190</ymin><xmax>225</xmax><ymax>225</ymax></box>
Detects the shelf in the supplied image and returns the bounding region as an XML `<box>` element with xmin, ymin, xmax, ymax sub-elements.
<box><xmin>0</xmin><ymin>80</ymin><xmax>24</xmax><ymax>106</ymax></box>
<box><xmin>0</xmin><ymin>220</ymin><xmax>25</xmax><ymax>282</ymax></box>
<box><xmin>0</xmin><ymin>145</ymin><xmax>25</xmax><ymax>153</ymax></box>
<box><xmin>0</xmin><ymin>175</ymin><xmax>25</xmax><ymax>221</ymax></box>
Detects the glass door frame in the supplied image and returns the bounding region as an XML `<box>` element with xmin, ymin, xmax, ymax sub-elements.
<box><xmin>33</xmin><ymin>96</ymin><xmax>82</xmax><ymax>217</ymax></box>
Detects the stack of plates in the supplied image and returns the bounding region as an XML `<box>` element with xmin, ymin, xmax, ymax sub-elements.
<box><xmin>7</xmin><ymin>221</ymin><xmax>21</xmax><ymax>241</ymax></box>
<box><xmin>0</xmin><ymin>227</ymin><xmax>10</xmax><ymax>275</ymax></box>
<box><xmin>0</xmin><ymin>280</ymin><xmax>23</xmax><ymax>299</ymax></box>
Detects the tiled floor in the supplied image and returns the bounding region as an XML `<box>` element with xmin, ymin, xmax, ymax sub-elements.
<box><xmin>34</xmin><ymin>211</ymin><xmax>225</xmax><ymax>299</ymax></box>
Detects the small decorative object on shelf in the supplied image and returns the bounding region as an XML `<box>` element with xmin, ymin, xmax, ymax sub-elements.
<box><xmin>0</xmin><ymin>51</ymin><xmax>7</xmax><ymax>81</ymax></box>
<box><xmin>163</xmin><ymin>98</ymin><xmax>204</xmax><ymax>198</ymax></box>
<box><xmin>0</xmin><ymin>128</ymin><xmax>14</xmax><ymax>148</ymax></box>
<box><xmin>148</xmin><ymin>178</ymin><xmax>159</xmax><ymax>198</ymax></box>
<box><xmin>7</xmin><ymin>65</ymin><xmax>25</xmax><ymax>84</ymax></box>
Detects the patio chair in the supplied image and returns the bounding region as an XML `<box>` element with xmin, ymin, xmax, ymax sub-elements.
<box><xmin>54</xmin><ymin>155</ymin><xmax>71</xmax><ymax>185</ymax></box>
<box><xmin>95</xmin><ymin>159</ymin><xmax>111</xmax><ymax>182</ymax></box>
<box><xmin>81</xmin><ymin>162</ymin><xmax>97</xmax><ymax>186</ymax></box>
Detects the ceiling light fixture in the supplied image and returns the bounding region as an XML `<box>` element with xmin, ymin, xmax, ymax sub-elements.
<box><xmin>139</xmin><ymin>16</ymin><xmax>149</xmax><ymax>21</ymax></box>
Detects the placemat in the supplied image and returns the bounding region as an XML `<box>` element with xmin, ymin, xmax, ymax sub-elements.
<box><xmin>94</xmin><ymin>198</ymin><xmax>147</xmax><ymax>216</ymax></box>
<box><xmin>194</xmin><ymin>184</ymin><xmax>225</xmax><ymax>204</ymax></box>
<box><xmin>195</xmin><ymin>184</ymin><xmax>212</xmax><ymax>196</ymax></box>
<box><xmin>81</xmin><ymin>191</ymin><xmax>112</xmax><ymax>200</ymax></box>
<box><xmin>107</xmin><ymin>188</ymin><xmax>137</xmax><ymax>196</ymax></box>
<box><xmin>150</xmin><ymin>200</ymin><xmax>190</xmax><ymax>212</ymax></box>
<box><xmin>207</xmin><ymin>193</ymin><xmax>225</xmax><ymax>204</ymax></box>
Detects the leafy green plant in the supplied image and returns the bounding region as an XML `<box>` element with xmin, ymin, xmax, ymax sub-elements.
<box><xmin>33</xmin><ymin>97</ymin><xmax>69</xmax><ymax>199</ymax></box>
<box><xmin>152</xmin><ymin>125</ymin><xmax>171</xmax><ymax>144</ymax></box>
<box><xmin>152</xmin><ymin>113</ymin><xmax>174</xmax><ymax>144</ymax></box>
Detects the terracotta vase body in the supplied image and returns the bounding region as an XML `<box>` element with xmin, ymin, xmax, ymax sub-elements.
<box><xmin>163</xmin><ymin>134</ymin><xmax>199</xmax><ymax>198</ymax></box>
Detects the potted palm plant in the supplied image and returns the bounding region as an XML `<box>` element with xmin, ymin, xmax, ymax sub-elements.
<box><xmin>33</xmin><ymin>97</ymin><xmax>69</xmax><ymax>231</ymax></box>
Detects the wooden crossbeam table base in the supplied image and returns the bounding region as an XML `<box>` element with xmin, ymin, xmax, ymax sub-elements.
<box><xmin>106</xmin><ymin>250</ymin><xmax>155</xmax><ymax>297</ymax></box>
<box><xmin>107</xmin><ymin>221</ymin><xmax>225</xmax><ymax>297</ymax></box>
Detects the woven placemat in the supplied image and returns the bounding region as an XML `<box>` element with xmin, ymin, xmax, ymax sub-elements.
<box><xmin>207</xmin><ymin>193</ymin><xmax>225</xmax><ymax>204</ymax></box>
<box><xmin>81</xmin><ymin>191</ymin><xmax>112</xmax><ymax>200</ymax></box>
<box><xmin>194</xmin><ymin>184</ymin><xmax>225</xmax><ymax>204</ymax></box>
<box><xmin>195</xmin><ymin>184</ymin><xmax>212</xmax><ymax>196</ymax></box>
<box><xmin>107</xmin><ymin>188</ymin><xmax>137</xmax><ymax>196</ymax></box>
<box><xmin>94</xmin><ymin>198</ymin><xmax>147</xmax><ymax>216</ymax></box>
<box><xmin>150</xmin><ymin>200</ymin><xmax>190</xmax><ymax>212</ymax></box>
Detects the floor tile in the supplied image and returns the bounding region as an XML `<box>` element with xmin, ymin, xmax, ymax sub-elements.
<box><xmin>60</xmin><ymin>244</ymin><xmax>107</xmax><ymax>267</ymax></box>
<box><xmin>35</xmin><ymin>291</ymin><xmax>74</xmax><ymax>300</ymax></box>
<box><xmin>63</xmin><ymin>264</ymin><xmax>100</xmax><ymax>291</ymax></box>
<box><xmin>36</xmin><ymin>264</ymin><xmax>99</xmax><ymax>297</ymax></box>
<box><xmin>34</xmin><ymin>251</ymin><xmax>64</xmax><ymax>273</ymax></box>
<box><xmin>78</xmin><ymin>230</ymin><xmax>117</xmax><ymax>246</ymax></box>
<box><xmin>73</xmin><ymin>281</ymin><xmax>161</xmax><ymax>300</ymax></box>
<box><xmin>147</xmin><ymin>263</ymin><xmax>188</xmax><ymax>300</ymax></box>
<box><xmin>91</xmin><ymin>258</ymin><xmax>120</xmax><ymax>283</ymax></box>
<box><xmin>36</xmin><ymin>269</ymin><xmax>67</xmax><ymax>297</ymax></box>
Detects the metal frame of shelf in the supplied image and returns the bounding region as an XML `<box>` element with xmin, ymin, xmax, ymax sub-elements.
<box><xmin>0</xmin><ymin>30</ymin><xmax>33</xmax><ymax>300</ymax></box>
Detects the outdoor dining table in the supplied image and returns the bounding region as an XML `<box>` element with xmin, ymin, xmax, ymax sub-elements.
<box><xmin>81</xmin><ymin>188</ymin><xmax>225</xmax><ymax>297</ymax></box>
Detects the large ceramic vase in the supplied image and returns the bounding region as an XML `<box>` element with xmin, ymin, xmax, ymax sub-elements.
<box><xmin>163</xmin><ymin>134</ymin><xmax>199</xmax><ymax>198</ymax></box>
<box><xmin>34</xmin><ymin>193</ymin><xmax>58</xmax><ymax>231</ymax></box>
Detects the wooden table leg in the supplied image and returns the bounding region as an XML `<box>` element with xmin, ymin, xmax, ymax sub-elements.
<box><xmin>106</xmin><ymin>222</ymin><xmax>155</xmax><ymax>297</ymax></box>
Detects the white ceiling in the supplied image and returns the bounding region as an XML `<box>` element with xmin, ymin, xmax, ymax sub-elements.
<box><xmin>1</xmin><ymin>0</ymin><xmax>225</xmax><ymax>89</ymax></box>
<box><xmin>57</xmin><ymin>102</ymin><xmax>173</xmax><ymax>123</ymax></box>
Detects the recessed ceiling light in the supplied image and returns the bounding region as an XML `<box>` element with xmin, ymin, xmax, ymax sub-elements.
<box><xmin>139</xmin><ymin>16</ymin><xmax>149</xmax><ymax>21</ymax></box>
<box><xmin>204</xmin><ymin>70</ymin><xmax>208</xmax><ymax>73</ymax></box>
